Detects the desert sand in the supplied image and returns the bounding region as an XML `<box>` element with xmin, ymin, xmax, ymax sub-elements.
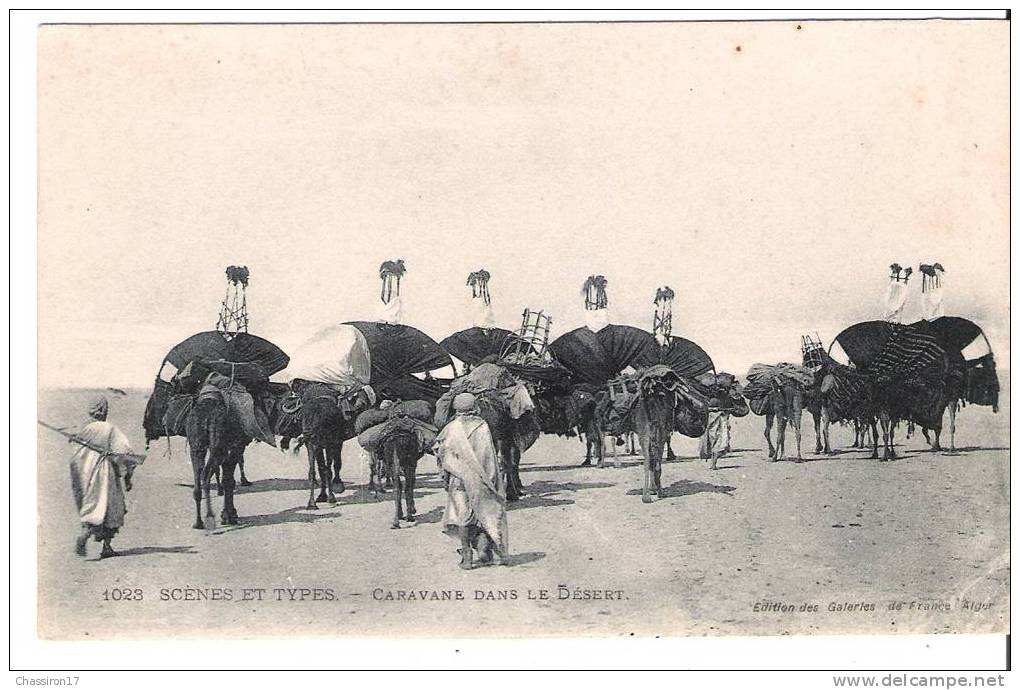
<box><xmin>36</xmin><ymin>385</ymin><xmax>1009</xmax><ymax>640</ymax></box>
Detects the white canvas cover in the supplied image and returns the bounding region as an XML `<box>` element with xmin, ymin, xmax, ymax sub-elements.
<box><xmin>471</xmin><ymin>297</ymin><xmax>496</xmax><ymax>328</ymax></box>
<box><xmin>883</xmin><ymin>281</ymin><xmax>908</xmax><ymax>323</ymax></box>
<box><xmin>378</xmin><ymin>296</ymin><xmax>403</xmax><ymax>325</ymax></box>
<box><xmin>280</xmin><ymin>324</ymin><xmax>372</xmax><ymax>387</ymax></box>
<box><xmin>584</xmin><ymin>307</ymin><xmax>611</xmax><ymax>332</ymax></box>
<box><xmin>587</xmin><ymin>308</ymin><xmax>607</xmax><ymax>330</ymax></box>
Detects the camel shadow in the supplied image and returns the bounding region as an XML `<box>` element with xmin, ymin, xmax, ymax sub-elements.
<box><xmin>100</xmin><ymin>545</ymin><xmax>197</xmax><ymax>559</ymax></box>
<box><xmin>214</xmin><ymin>506</ymin><xmax>344</xmax><ymax>533</ymax></box>
<box><xmin>506</xmin><ymin>551</ymin><xmax>545</xmax><ymax>567</ymax></box>
<box><xmin>627</xmin><ymin>480</ymin><xmax>736</xmax><ymax>499</ymax></box>
<box><xmin>326</xmin><ymin>486</ymin><xmax>441</xmax><ymax>509</ymax></box>
<box><xmin>236</xmin><ymin>477</ymin><xmax>309</xmax><ymax>493</ymax></box>
<box><xmin>663</xmin><ymin>455</ymin><xmax>699</xmax><ymax>465</ymax></box>
<box><xmin>512</xmin><ymin>479</ymin><xmax>615</xmax><ymax>511</ymax></box>
<box><xmin>410</xmin><ymin>506</ymin><xmax>444</xmax><ymax>525</ymax></box>
<box><xmin>945</xmin><ymin>446</ymin><xmax>1009</xmax><ymax>453</ymax></box>
<box><xmin>521</xmin><ymin>462</ymin><xmax>606</xmax><ymax>473</ymax></box>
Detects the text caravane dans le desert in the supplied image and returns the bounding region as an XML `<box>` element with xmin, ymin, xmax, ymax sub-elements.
<box><xmin>102</xmin><ymin>586</ymin><xmax>996</xmax><ymax>615</ymax></box>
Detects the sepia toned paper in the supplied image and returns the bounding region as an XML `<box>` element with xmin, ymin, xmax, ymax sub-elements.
<box><xmin>35</xmin><ymin>19</ymin><xmax>1008</xmax><ymax>642</ymax></box>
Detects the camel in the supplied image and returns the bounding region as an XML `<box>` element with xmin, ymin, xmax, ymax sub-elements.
<box><xmin>143</xmin><ymin>366</ymin><xmax>276</xmax><ymax>526</ymax></box>
<box><xmin>763</xmin><ymin>379</ymin><xmax>804</xmax><ymax>462</ymax></box>
<box><xmin>532</xmin><ymin>385</ymin><xmax>604</xmax><ymax>468</ymax></box>
<box><xmin>632</xmin><ymin>377</ymin><xmax>678</xmax><ymax>503</ymax></box>
<box><xmin>184</xmin><ymin>392</ymin><xmax>250</xmax><ymax>528</ymax></box>
<box><xmin>473</xmin><ymin>390</ymin><xmax>539</xmax><ymax>501</ymax></box>
<box><xmin>290</xmin><ymin>381</ymin><xmax>375</xmax><ymax>509</ymax></box>
<box><xmin>376</xmin><ymin>432</ymin><xmax>424</xmax><ymax>529</ymax></box>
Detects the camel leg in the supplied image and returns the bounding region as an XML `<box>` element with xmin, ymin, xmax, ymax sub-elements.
<box><xmin>580</xmin><ymin>432</ymin><xmax>592</xmax><ymax>467</ymax></box>
<box><xmin>775</xmin><ymin>414</ymin><xmax>786</xmax><ymax>461</ymax></box>
<box><xmin>879</xmin><ymin>414</ymin><xmax>892</xmax><ymax>461</ymax></box>
<box><xmin>813</xmin><ymin>409</ymin><xmax>823</xmax><ymax>454</ymax></box>
<box><xmin>946</xmin><ymin>398</ymin><xmax>954</xmax><ymax>453</ymax></box>
<box><xmin>821</xmin><ymin>407</ymin><xmax>832</xmax><ymax>454</ymax></box>
<box><xmin>406</xmin><ymin>457</ymin><xmax>418</xmax><ymax>523</ymax></box>
<box><xmin>793</xmin><ymin>410</ymin><xmax>803</xmax><ymax>461</ymax></box>
<box><xmin>653</xmin><ymin>438</ymin><xmax>664</xmax><ymax>497</ymax></box>
<box><xmin>639</xmin><ymin>429</ymin><xmax>654</xmax><ymax>503</ymax></box>
<box><xmin>315</xmin><ymin>451</ymin><xmax>336</xmax><ymax>503</ymax></box>
<box><xmin>608</xmin><ymin>435</ymin><xmax>619</xmax><ymax>469</ymax></box>
<box><xmin>512</xmin><ymin>444</ymin><xmax>524</xmax><ymax>498</ymax></box>
<box><xmin>889</xmin><ymin>420</ymin><xmax>899</xmax><ymax>460</ymax></box>
<box><xmin>305</xmin><ymin>444</ymin><xmax>319</xmax><ymax>510</ymax></box>
<box><xmin>641</xmin><ymin>448</ymin><xmax>653</xmax><ymax>504</ymax></box>
<box><xmin>191</xmin><ymin>448</ymin><xmax>205</xmax><ymax>530</ymax></box>
<box><xmin>203</xmin><ymin>461</ymin><xmax>215</xmax><ymax>519</ymax></box>
<box><xmin>331</xmin><ymin>444</ymin><xmax>344</xmax><ymax>491</ymax></box>
<box><xmin>866</xmin><ymin>419</ymin><xmax>878</xmax><ymax>458</ymax></box>
<box><xmin>324</xmin><ymin>446</ymin><xmax>340</xmax><ymax>503</ymax></box>
<box><xmin>239</xmin><ymin>458</ymin><xmax>252</xmax><ymax>487</ymax></box>
<box><xmin>764</xmin><ymin>412</ymin><xmax>776</xmax><ymax>460</ymax></box>
<box><xmin>390</xmin><ymin>444</ymin><xmax>403</xmax><ymax>530</ymax></box>
<box><xmin>220</xmin><ymin>452</ymin><xmax>239</xmax><ymax>525</ymax></box>
<box><xmin>594</xmin><ymin>426</ymin><xmax>605</xmax><ymax>469</ymax></box>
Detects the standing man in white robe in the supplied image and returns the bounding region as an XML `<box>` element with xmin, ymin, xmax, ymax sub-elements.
<box><xmin>435</xmin><ymin>393</ymin><xmax>509</xmax><ymax>570</ymax></box>
<box><xmin>69</xmin><ymin>396</ymin><xmax>138</xmax><ymax>559</ymax></box>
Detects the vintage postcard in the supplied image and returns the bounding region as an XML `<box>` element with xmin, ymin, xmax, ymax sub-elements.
<box><xmin>34</xmin><ymin>17</ymin><xmax>1008</xmax><ymax>645</ymax></box>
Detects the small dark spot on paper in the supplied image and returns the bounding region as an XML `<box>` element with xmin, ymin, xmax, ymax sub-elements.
<box><xmin>735</xmin><ymin>45</ymin><xmax>742</xmax><ymax>52</ymax></box>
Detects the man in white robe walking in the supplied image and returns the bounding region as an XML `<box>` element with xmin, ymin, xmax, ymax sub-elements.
<box><xmin>69</xmin><ymin>396</ymin><xmax>139</xmax><ymax>559</ymax></box>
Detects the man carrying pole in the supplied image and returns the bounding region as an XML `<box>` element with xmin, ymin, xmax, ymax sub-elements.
<box><xmin>43</xmin><ymin>396</ymin><xmax>144</xmax><ymax>559</ymax></box>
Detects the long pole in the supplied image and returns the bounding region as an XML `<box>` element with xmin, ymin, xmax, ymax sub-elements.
<box><xmin>37</xmin><ymin>420</ymin><xmax>147</xmax><ymax>463</ymax></box>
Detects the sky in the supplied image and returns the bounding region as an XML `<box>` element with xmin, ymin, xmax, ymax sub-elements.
<box><xmin>37</xmin><ymin>21</ymin><xmax>1009</xmax><ymax>388</ymax></box>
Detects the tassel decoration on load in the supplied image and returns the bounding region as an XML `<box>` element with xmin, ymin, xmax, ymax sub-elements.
<box><xmin>216</xmin><ymin>265</ymin><xmax>250</xmax><ymax>340</ymax></box>
<box><xmin>582</xmin><ymin>275</ymin><xmax>608</xmax><ymax>310</ymax></box>
<box><xmin>888</xmin><ymin>263</ymin><xmax>913</xmax><ymax>284</ymax></box>
<box><xmin>883</xmin><ymin>262</ymin><xmax>911</xmax><ymax>323</ymax></box>
<box><xmin>919</xmin><ymin>262</ymin><xmax>945</xmax><ymax>293</ymax></box>
<box><xmin>467</xmin><ymin>269</ymin><xmax>492</xmax><ymax>305</ymax></box>
<box><xmin>379</xmin><ymin>260</ymin><xmax>406</xmax><ymax>304</ymax></box>
<box><xmin>653</xmin><ymin>286</ymin><xmax>675</xmax><ymax>340</ymax></box>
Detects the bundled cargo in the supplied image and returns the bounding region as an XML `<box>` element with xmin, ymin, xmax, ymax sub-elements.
<box><xmin>743</xmin><ymin>362</ymin><xmax>816</xmax><ymax>400</ymax></box>
<box><xmin>355</xmin><ymin>400</ymin><xmax>438</xmax><ymax>455</ymax></box>
<box><xmin>433</xmin><ymin>363</ymin><xmax>534</xmax><ymax>429</ymax></box>
<box><xmin>596</xmin><ymin>364</ymin><xmax>711</xmax><ymax>438</ymax></box>
<box><xmin>698</xmin><ymin>371</ymin><xmax>750</xmax><ymax>418</ymax></box>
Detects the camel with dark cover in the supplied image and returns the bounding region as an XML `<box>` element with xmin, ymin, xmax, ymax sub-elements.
<box><xmin>833</xmin><ymin>320</ymin><xmax>950</xmax><ymax>460</ymax></box>
<box><xmin>905</xmin><ymin>316</ymin><xmax>1000</xmax><ymax>452</ymax></box>
<box><xmin>141</xmin><ymin>331</ymin><xmax>290</xmax><ymax>528</ymax></box>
